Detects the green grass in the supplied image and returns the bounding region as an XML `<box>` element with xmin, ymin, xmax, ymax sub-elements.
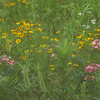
<box><xmin>0</xmin><ymin>0</ymin><xmax>100</xmax><ymax>99</ymax></box>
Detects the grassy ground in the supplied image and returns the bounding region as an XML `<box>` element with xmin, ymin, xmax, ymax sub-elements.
<box><xmin>0</xmin><ymin>0</ymin><xmax>100</xmax><ymax>100</ymax></box>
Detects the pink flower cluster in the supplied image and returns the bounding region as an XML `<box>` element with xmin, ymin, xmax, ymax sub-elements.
<box><xmin>0</xmin><ymin>55</ymin><xmax>14</xmax><ymax>65</ymax></box>
<box><xmin>84</xmin><ymin>63</ymin><xmax>100</xmax><ymax>81</ymax></box>
<box><xmin>91</xmin><ymin>39</ymin><xmax>100</xmax><ymax>50</ymax></box>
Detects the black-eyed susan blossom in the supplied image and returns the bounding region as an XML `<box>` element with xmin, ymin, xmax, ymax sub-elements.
<box><xmin>40</xmin><ymin>44</ymin><xmax>47</xmax><ymax>48</ymax></box>
<box><xmin>95</xmin><ymin>28</ymin><xmax>100</xmax><ymax>32</ymax></box>
<box><xmin>77</xmin><ymin>36</ymin><xmax>82</xmax><ymax>38</ymax></box>
<box><xmin>87</xmin><ymin>60</ymin><xmax>90</xmax><ymax>62</ymax></box>
<box><xmin>16</xmin><ymin>39</ymin><xmax>21</xmax><ymax>44</ymax></box>
<box><xmin>72</xmin><ymin>43</ymin><xmax>75</xmax><ymax>45</ymax></box>
<box><xmin>29</xmin><ymin>31</ymin><xmax>33</xmax><ymax>33</ymax></box>
<box><xmin>2</xmin><ymin>35</ymin><xmax>6</xmax><ymax>38</ymax></box>
<box><xmin>94</xmin><ymin>34</ymin><xmax>98</xmax><ymax>38</ymax></box>
<box><xmin>7</xmin><ymin>3</ymin><xmax>16</xmax><ymax>7</ymax></box>
<box><xmin>26</xmin><ymin>26</ymin><xmax>30</xmax><ymax>30</ymax></box>
<box><xmin>68</xmin><ymin>62</ymin><xmax>72</xmax><ymax>65</ymax></box>
<box><xmin>42</xmin><ymin>36</ymin><xmax>49</xmax><ymax>39</ymax></box>
<box><xmin>0</xmin><ymin>18</ymin><xmax>4</xmax><ymax>21</ymax></box>
<box><xmin>11</xmin><ymin>29</ymin><xmax>15</xmax><ymax>31</ymax></box>
<box><xmin>22</xmin><ymin>0</ymin><xmax>26</xmax><ymax>3</ymax></box>
<box><xmin>34</xmin><ymin>27</ymin><xmax>38</xmax><ymax>31</ymax></box>
<box><xmin>56</xmin><ymin>30</ymin><xmax>60</xmax><ymax>34</ymax></box>
<box><xmin>75</xmin><ymin>64</ymin><xmax>78</xmax><ymax>66</ymax></box>
<box><xmin>16</xmin><ymin>22</ymin><xmax>20</xmax><ymax>25</ymax></box>
<box><xmin>24</xmin><ymin>50</ymin><xmax>29</xmax><ymax>53</ymax></box>
<box><xmin>55</xmin><ymin>38</ymin><xmax>59</xmax><ymax>41</ymax></box>
<box><xmin>22</xmin><ymin>55</ymin><xmax>26</xmax><ymax>60</ymax></box>
<box><xmin>38</xmin><ymin>28</ymin><xmax>42</xmax><ymax>32</ymax></box>
<box><xmin>5</xmin><ymin>44</ymin><xmax>8</xmax><ymax>49</ymax></box>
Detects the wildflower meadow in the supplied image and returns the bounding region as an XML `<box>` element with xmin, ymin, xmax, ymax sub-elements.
<box><xmin>0</xmin><ymin>0</ymin><xmax>100</xmax><ymax>100</ymax></box>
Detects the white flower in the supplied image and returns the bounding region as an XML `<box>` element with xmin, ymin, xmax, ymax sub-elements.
<box><xmin>86</xmin><ymin>25</ymin><xmax>90</xmax><ymax>29</ymax></box>
<box><xmin>82</xmin><ymin>24</ymin><xmax>85</xmax><ymax>27</ymax></box>
<box><xmin>78</xmin><ymin>12</ymin><xmax>82</xmax><ymax>16</ymax></box>
<box><xmin>91</xmin><ymin>19</ymin><xmax>96</xmax><ymax>22</ymax></box>
<box><xmin>91</xmin><ymin>18</ymin><xmax>96</xmax><ymax>24</ymax></box>
<box><xmin>91</xmin><ymin>21</ymin><xmax>96</xmax><ymax>24</ymax></box>
<box><xmin>8</xmin><ymin>56</ymin><xmax>11</xmax><ymax>58</ymax></box>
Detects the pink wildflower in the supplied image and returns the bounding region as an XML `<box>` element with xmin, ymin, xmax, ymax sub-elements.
<box><xmin>9</xmin><ymin>60</ymin><xmax>14</xmax><ymax>65</ymax></box>
<box><xmin>96</xmin><ymin>64</ymin><xmax>100</xmax><ymax>67</ymax></box>
<box><xmin>84</xmin><ymin>76</ymin><xmax>87</xmax><ymax>81</ymax></box>
<box><xmin>94</xmin><ymin>46</ymin><xmax>98</xmax><ymax>48</ymax></box>
<box><xmin>89</xmin><ymin>69</ymin><xmax>94</xmax><ymax>73</ymax></box>
<box><xmin>94</xmin><ymin>39</ymin><xmax>99</xmax><ymax>42</ymax></box>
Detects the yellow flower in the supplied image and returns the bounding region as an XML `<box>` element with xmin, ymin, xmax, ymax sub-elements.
<box><xmin>22</xmin><ymin>55</ymin><xmax>26</xmax><ymax>60</ymax></box>
<box><xmin>55</xmin><ymin>38</ymin><xmax>59</xmax><ymax>41</ymax></box>
<box><xmin>26</xmin><ymin>26</ymin><xmax>30</xmax><ymax>29</ymax></box>
<box><xmin>30</xmin><ymin>50</ymin><xmax>32</xmax><ymax>52</ymax></box>
<box><xmin>90</xmin><ymin>37</ymin><xmax>93</xmax><ymax>40</ymax></box>
<box><xmin>37</xmin><ymin>50</ymin><xmax>41</xmax><ymax>52</ymax></box>
<box><xmin>22</xmin><ymin>0</ymin><xmax>26</xmax><ymax>3</ymax></box>
<box><xmin>5</xmin><ymin>44</ymin><xmax>8</xmax><ymax>49</ymax></box>
<box><xmin>0</xmin><ymin>18</ymin><xmax>4</xmax><ymax>21</ymax></box>
<box><xmin>42</xmin><ymin>36</ymin><xmax>49</xmax><ymax>39</ymax></box>
<box><xmin>85</xmin><ymin>37</ymin><xmax>90</xmax><ymax>41</ymax></box>
<box><xmin>2</xmin><ymin>35</ymin><xmax>6</xmax><ymax>38</ymax></box>
<box><xmin>16</xmin><ymin>39</ymin><xmax>21</xmax><ymax>44</ymax></box>
<box><xmin>75</xmin><ymin>64</ymin><xmax>78</xmax><ymax>66</ymax></box>
<box><xmin>68</xmin><ymin>62</ymin><xmax>72</xmax><ymax>64</ymax></box>
<box><xmin>79</xmin><ymin>46</ymin><xmax>83</xmax><ymax>49</ymax></box>
<box><xmin>49</xmin><ymin>65</ymin><xmax>55</xmax><ymax>67</ymax></box>
<box><xmin>29</xmin><ymin>31</ymin><xmax>33</xmax><ymax>33</ymax></box>
<box><xmin>11</xmin><ymin>29</ymin><xmax>15</xmax><ymax>31</ymax></box>
<box><xmin>26</xmin><ymin>50</ymin><xmax>29</xmax><ymax>52</ymax></box>
<box><xmin>41</xmin><ymin>44</ymin><xmax>47</xmax><ymax>48</ymax></box>
<box><xmin>6</xmin><ymin>4</ymin><xmax>10</xmax><ymax>7</ymax></box>
<box><xmin>73</xmin><ymin>64</ymin><xmax>75</xmax><ymax>66</ymax></box>
<box><xmin>95</xmin><ymin>28</ymin><xmax>100</xmax><ymax>32</ymax></box>
<box><xmin>34</xmin><ymin>27</ymin><xmax>38</xmax><ymax>31</ymax></box>
<box><xmin>38</xmin><ymin>28</ymin><xmax>42</xmax><ymax>32</ymax></box>
<box><xmin>72</xmin><ymin>43</ymin><xmax>75</xmax><ymax>45</ymax></box>
<box><xmin>16</xmin><ymin>22</ymin><xmax>20</xmax><ymax>25</ymax></box>
<box><xmin>88</xmin><ymin>32</ymin><xmax>92</xmax><ymax>35</ymax></box>
<box><xmin>10</xmin><ymin>3</ymin><xmax>16</xmax><ymax>5</ymax></box>
<box><xmin>51</xmin><ymin>68</ymin><xmax>54</xmax><ymax>70</ymax></box>
<box><xmin>56</xmin><ymin>31</ymin><xmax>60</xmax><ymax>33</ymax></box>
<box><xmin>77</xmin><ymin>36</ymin><xmax>81</xmax><ymax>38</ymax></box>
